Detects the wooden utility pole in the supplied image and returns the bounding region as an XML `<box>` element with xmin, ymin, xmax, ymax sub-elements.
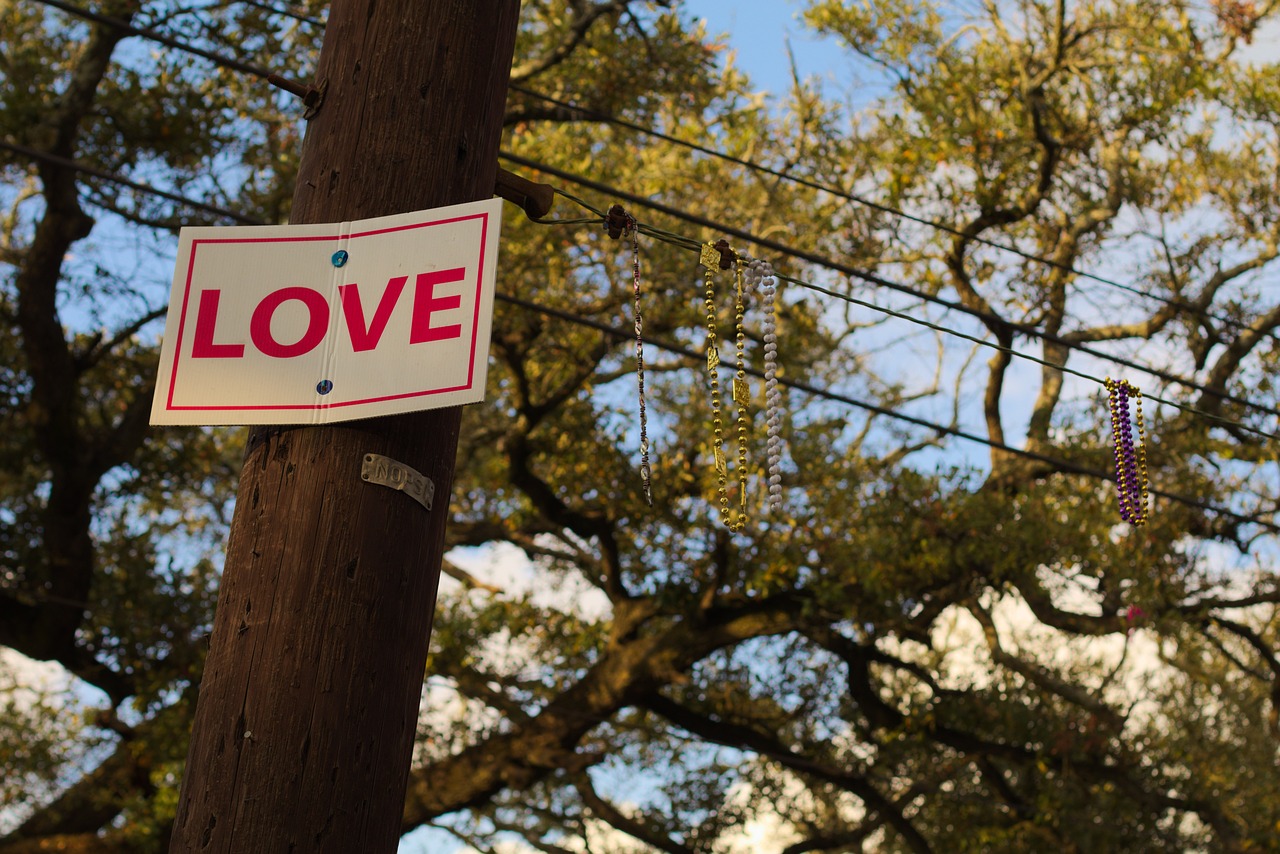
<box><xmin>170</xmin><ymin>3</ymin><xmax>521</xmax><ymax>850</ymax></box>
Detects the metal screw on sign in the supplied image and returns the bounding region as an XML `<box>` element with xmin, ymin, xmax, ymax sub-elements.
<box><xmin>316</xmin><ymin>379</ymin><xmax>334</xmax><ymax>395</ymax></box>
<box><xmin>331</xmin><ymin>250</ymin><xmax>349</xmax><ymax>267</ymax></box>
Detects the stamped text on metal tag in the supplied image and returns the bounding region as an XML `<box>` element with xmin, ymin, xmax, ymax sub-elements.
<box><xmin>361</xmin><ymin>453</ymin><xmax>434</xmax><ymax>511</ymax></box>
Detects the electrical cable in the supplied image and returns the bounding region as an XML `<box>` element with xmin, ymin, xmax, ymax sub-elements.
<box><xmin>237</xmin><ymin>0</ymin><xmax>323</xmax><ymax>27</ymax></box>
<box><xmin>504</xmin><ymin>87</ymin><xmax>1280</xmax><ymax>350</ymax></box>
<box><xmin>7</xmin><ymin>126</ymin><xmax>1278</xmax><ymax>445</ymax></box>
<box><xmin>211</xmin><ymin>1</ymin><xmax>1280</xmax><ymax>347</ymax></box>
<box><xmin>34</xmin><ymin>0</ymin><xmax>282</xmax><ymax>84</ymax></box>
<box><xmin>501</xmin><ymin>150</ymin><xmax>1280</xmax><ymax>433</ymax></box>
<box><xmin>496</xmin><ymin>291</ymin><xmax>1279</xmax><ymax>535</ymax></box>
<box><xmin>8</xmin><ymin>117</ymin><xmax>1278</xmax><ymax>445</ymax></box>
<box><xmin>2</xmin><ymin>138</ymin><xmax>1274</xmax><ymax>534</ymax></box>
<box><xmin>508</xmin><ymin>174</ymin><xmax>1280</xmax><ymax>441</ymax></box>
<box><xmin>32</xmin><ymin>0</ymin><xmax>1279</xmax><ymax>428</ymax></box>
<box><xmin>760</xmin><ymin>266</ymin><xmax>1278</xmax><ymax>436</ymax></box>
<box><xmin>0</xmin><ymin>138</ymin><xmax>261</xmax><ymax>225</ymax></box>
<box><xmin>533</xmin><ymin>180</ymin><xmax>1279</xmax><ymax>442</ymax></box>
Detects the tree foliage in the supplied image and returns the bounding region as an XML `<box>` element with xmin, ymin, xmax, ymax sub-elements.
<box><xmin>2</xmin><ymin>0</ymin><xmax>1280</xmax><ymax>851</ymax></box>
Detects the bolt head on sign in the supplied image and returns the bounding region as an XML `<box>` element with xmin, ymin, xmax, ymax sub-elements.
<box><xmin>149</xmin><ymin>198</ymin><xmax>503</xmax><ymax>425</ymax></box>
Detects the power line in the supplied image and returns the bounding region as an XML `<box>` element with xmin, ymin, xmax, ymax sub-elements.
<box><xmin>0</xmin><ymin>139</ymin><xmax>261</xmax><ymax>225</ymax></box>
<box><xmin>35</xmin><ymin>0</ymin><xmax>281</xmax><ymax>83</ymax></box>
<box><xmin>497</xmin><ymin>292</ymin><xmax>1279</xmax><ymax>535</ymax></box>
<box><xmin>2</xmin><ymin>139</ymin><xmax>1273</xmax><ymax>533</ymax></box>
<box><xmin>237</xmin><ymin>0</ymin><xmax>324</xmax><ymax>27</ymax></box>
<box><xmin>569</xmin><ymin>184</ymin><xmax>1280</xmax><ymax>439</ymax></box>
<box><xmin>8</xmin><ymin>111</ymin><xmax>1277</xmax><ymax>446</ymax></box>
<box><xmin>506</xmin><ymin>86</ymin><xmax>1279</xmax><ymax>349</ymax></box>
<box><xmin>216</xmin><ymin>0</ymin><xmax>1280</xmax><ymax>368</ymax></box>
<box><xmin>214</xmin><ymin>2</ymin><xmax>1280</xmax><ymax>351</ymax></box>
<box><xmin>500</xmin><ymin>150</ymin><xmax>1280</xmax><ymax>433</ymax></box>
<box><xmin>162</xmin><ymin>0</ymin><xmax>1280</xmax><ymax>353</ymax></box>
<box><xmin>34</xmin><ymin>0</ymin><xmax>1278</xmax><ymax>430</ymax></box>
<box><xmin>12</xmin><ymin>1</ymin><xmax>1279</xmax><ymax>507</ymax></box>
<box><xmin>15</xmin><ymin>130</ymin><xmax>1274</xmax><ymax>448</ymax></box>
<box><xmin>544</xmin><ymin>175</ymin><xmax>1280</xmax><ymax>439</ymax></box>
<box><xmin>761</xmin><ymin>267</ymin><xmax>1280</xmax><ymax>437</ymax></box>
<box><xmin>6</xmin><ymin>130</ymin><xmax>1277</xmax><ymax>445</ymax></box>
<box><xmin>663</xmin><ymin>229</ymin><xmax>1279</xmax><ymax>442</ymax></box>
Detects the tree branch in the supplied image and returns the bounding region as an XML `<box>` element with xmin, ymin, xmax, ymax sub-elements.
<box><xmin>440</xmin><ymin>557</ymin><xmax>505</xmax><ymax>594</ymax></box>
<box><xmin>510</xmin><ymin>1</ymin><xmax>631</xmax><ymax>84</ymax></box>
<box><xmin>401</xmin><ymin>597</ymin><xmax>805</xmax><ymax>830</ymax></box>
<box><xmin>575</xmin><ymin>774</ymin><xmax>693</xmax><ymax>854</ymax></box>
<box><xmin>643</xmin><ymin>694</ymin><xmax>935</xmax><ymax>854</ymax></box>
<box><xmin>504</xmin><ymin>431</ymin><xmax>628</xmax><ymax>600</ymax></box>
<box><xmin>968</xmin><ymin>600</ymin><xmax>1125</xmax><ymax>730</ymax></box>
<box><xmin>781</xmin><ymin>826</ymin><xmax>876</xmax><ymax>854</ymax></box>
<box><xmin>1197</xmin><ymin>300</ymin><xmax>1280</xmax><ymax>418</ymax></box>
<box><xmin>0</xmin><ymin>696</ymin><xmax>187</xmax><ymax>847</ymax></box>
<box><xmin>808</xmin><ymin>625</ymin><xmax>1246</xmax><ymax>848</ymax></box>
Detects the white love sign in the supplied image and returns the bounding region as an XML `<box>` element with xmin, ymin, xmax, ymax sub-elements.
<box><xmin>150</xmin><ymin>198</ymin><xmax>502</xmax><ymax>425</ymax></box>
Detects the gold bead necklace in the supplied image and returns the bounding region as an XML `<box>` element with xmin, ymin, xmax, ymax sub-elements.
<box><xmin>701</xmin><ymin>242</ymin><xmax>749</xmax><ymax>531</ymax></box>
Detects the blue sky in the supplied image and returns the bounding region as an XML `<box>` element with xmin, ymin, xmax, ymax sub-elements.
<box><xmin>684</xmin><ymin>0</ymin><xmax>852</xmax><ymax>98</ymax></box>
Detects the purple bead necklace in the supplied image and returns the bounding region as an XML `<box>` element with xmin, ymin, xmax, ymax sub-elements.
<box><xmin>1105</xmin><ymin>378</ymin><xmax>1149</xmax><ymax>526</ymax></box>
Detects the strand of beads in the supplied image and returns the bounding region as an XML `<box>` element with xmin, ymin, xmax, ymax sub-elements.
<box><xmin>627</xmin><ymin>214</ymin><xmax>652</xmax><ymax>506</ymax></box>
<box><xmin>1105</xmin><ymin>378</ymin><xmax>1149</xmax><ymax>526</ymax></box>
<box><xmin>700</xmin><ymin>242</ymin><xmax>747</xmax><ymax>532</ymax></box>
<box><xmin>607</xmin><ymin>205</ymin><xmax>652</xmax><ymax>506</ymax></box>
<box><xmin>731</xmin><ymin>260</ymin><xmax>750</xmax><ymax>517</ymax></box>
<box><xmin>745</xmin><ymin>257</ymin><xmax>783</xmax><ymax>512</ymax></box>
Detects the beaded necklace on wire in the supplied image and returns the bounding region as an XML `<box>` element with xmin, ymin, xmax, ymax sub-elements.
<box><xmin>604</xmin><ymin>211</ymin><xmax>784</xmax><ymax>524</ymax></box>
<box><xmin>1105</xmin><ymin>378</ymin><xmax>1149</xmax><ymax>526</ymax></box>
<box><xmin>743</xmin><ymin>257</ymin><xmax>783</xmax><ymax>513</ymax></box>
<box><xmin>607</xmin><ymin>205</ymin><xmax>652</xmax><ymax>505</ymax></box>
<box><xmin>700</xmin><ymin>240</ymin><xmax>749</xmax><ymax>531</ymax></box>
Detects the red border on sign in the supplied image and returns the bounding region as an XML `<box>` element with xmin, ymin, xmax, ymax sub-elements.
<box><xmin>164</xmin><ymin>211</ymin><xmax>491</xmax><ymax>413</ymax></box>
